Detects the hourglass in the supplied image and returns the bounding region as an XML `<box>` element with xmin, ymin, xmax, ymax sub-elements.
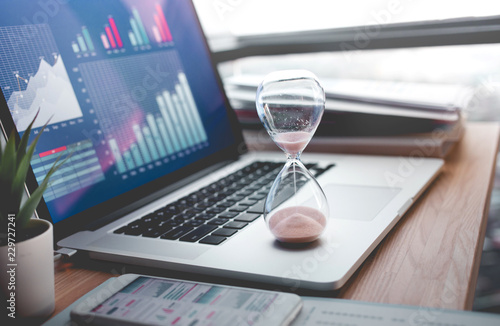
<box><xmin>256</xmin><ymin>70</ymin><xmax>329</xmax><ymax>243</ymax></box>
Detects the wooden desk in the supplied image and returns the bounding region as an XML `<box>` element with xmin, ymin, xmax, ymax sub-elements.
<box><xmin>51</xmin><ymin>122</ymin><xmax>500</xmax><ymax>318</ymax></box>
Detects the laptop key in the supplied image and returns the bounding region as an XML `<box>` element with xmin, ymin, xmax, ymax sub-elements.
<box><xmin>180</xmin><ymin>225</ymin><xmax>218</xmax><ymax>242</ymax></box>
<box><xmin>218</xmin><ymin>212</ymin><xmax>238</xmax><ymax>219</ymax></box>
<box><xmin>229</xmin><ymin>205</ymin><xmax>247</xmax><ymax>213</ymax></box>
<box><xmin>207</xmin><ymin>207</ymin><xmax>225</xmax><ymax>214</ymax></box>
<box><xmin>196</xmin><ymin>213</ymin><xmax>215</xmax><ymax>220</ymax></box>
<box><xmin>143</xmin><ymin>226</ymin><xmax>172</xmax><ymax>238</ymax></box>
<box><xmin>224</xmin><ymin>221</ymin><xmax>248</xmax><ymax>229</ymax></box>
<box><xmin>212</xmin><ymin>228</ymin><xmax>237</xmax><ymax>237</ymax></box>
<box><xmin>178</xmin><ymin>212</ymin><xmax>196</xmax><ymax>219</ymax></box>
<box><xmin>183</xmin><ymin>219</ymin><xmax>205</xmax><ymax>227</ymax></box>
<box><xmin>207</xmin><ymin>218</ymin><xmax>229</xmax><ymax>226</ymax></box>
<box><xmin>161</xmin><ymin>226</ymin><xmax>194</xmax><ymax>240</ymax></box>
<box><xmin>124</xmin><ymin>224</ymin><xmax>144</xmax><ymax>236</ymax></box>
<box><xmin>238</xmin><ymin>199</ymin><xmax>257</xmax><ymax>206</ymax></box>
<box><xmin>228</xmin><ymin>195</ymin><xmax>245</xmax><ymax>201</ymax></box>
<box><xmin>235</xmin><ymin>213</ymin><xmax>260</xmax><ymax>223</ymax></box>
<box><xmin>199</xmin><ymin>235</ymin><xmax>226</xmax><ymax>245</ymax></box>
<box><xmin>236</xmin><ymin>189</ymin><xmax>254</xmax><ymax>196</ymax></box>
<box><xmin>217</xmin><ymin>201</ymin><xmax>235</xmax><ymax>208</ymax></box>
<box><xmin>196</xmin><ymin>202</ymin><xmax>213</xmax><ymax>209</ymax></box>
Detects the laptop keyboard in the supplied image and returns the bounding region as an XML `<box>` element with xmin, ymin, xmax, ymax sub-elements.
<box><xmin>113</xmin><ymin>161</ymin><xmax>334</xmax><ymax>245</ymax></box>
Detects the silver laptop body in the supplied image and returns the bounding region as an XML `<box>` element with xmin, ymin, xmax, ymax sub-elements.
<box><xmin>0</xmin><ymin>0</ymin><xmax>443</xmax><ymax>291</ymax></box>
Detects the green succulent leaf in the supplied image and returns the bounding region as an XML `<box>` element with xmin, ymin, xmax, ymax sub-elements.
<box><xmin>16</xmin><ymin>110</ymin><xmax>39</xmax><ymax>165</ymax></box>
<box><xmin>16</xmin><ymin>178</ymin><xmax>50</xmax><ymax>228</ymax></box>
<box><xmin>0</xmin><ymin>133</ymin><xmax>16</xmax><ymax>226</ymax></box>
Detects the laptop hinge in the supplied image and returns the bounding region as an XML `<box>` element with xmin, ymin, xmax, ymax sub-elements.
<box><xmin>54</xmin><ymin>247</ymin><xmax>78</xmax><ymax>259</ymax></box>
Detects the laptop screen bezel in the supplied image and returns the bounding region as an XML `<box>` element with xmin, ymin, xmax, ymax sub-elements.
<box><xmin>0</xmin><ymin>0</ymin><xmax>247</xmax><ymax>243</ymax></box>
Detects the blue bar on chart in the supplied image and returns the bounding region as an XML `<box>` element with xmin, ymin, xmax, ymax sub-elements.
<box><xmin>175</xmin><ymin>84</ymin><xmax>200</xmax><ymax>144</ymax></box>
<box><xmin>133</xmin><ymin>124</ymin><xmax>152</xmax><ymax>164</ymax></box>
<box><xmin>156</xmin><ymin>117</ymin><xmax>174</xmax><ymax>154</ymax></box>
<box><xmin>128</xmin><ymin>31</ymin><xmax>138</xmax><ymax>46</ymax></box>
<box><xmin>82</xmin><ymin>26</ymin><xmax>95</xmax><ymax>51</ymax></box>
<box><xmin>143</xmin><ymin>126</ymin><xmax>159</xmax><ymax>161</ymax></box>
<box><xmin>156</xmin><ymin>94</ymin><xmax>181</xmax><ymax>152</ymax></box>
<box><xmin>77</xmin><ymin>34</ymin><xmax>87</xmax><ymax>52</ymax></box>
<box><xmin>109</xmin><ymin>138</ymin><xmax>126</xmax><ymax>174</ymax></box>
<box><xmin>72</xmin><ymin>42</ymin><xmax>80</xmax><ymax>53</ymax></box>
<box><xmin>132</xmin><ymin>8</ymin><xmax>150</xmax><ymax>45</ymax></box>
<box><xmin>179</xmin><ymin>73</ymin><xmax>208</xmax><ymax>142</ymax></box>
<box><xmin>130</xmin><ymin>144</ymin><xmax>144</xmax><ymax>166</ymax></box>
<box><xmin>146</xmin><ymin>114</ymin><xmax>167</xmax><ymax>157</ymax></box>
<box><xmin>171</xmin><ymin>93</ymin><xmax>195</xmax><ymax>147</ymax></box>
<box><xmin>129</xmin><ymin>18</ymin><xmax>143</xmax><ymax>45</ymax></box>
<box><xmin>123</xmin><ymin>151</ymin><xmax>135</xmax><ymax>170</ymax></box>
<box><xmin>162</xmin><ymin>90</ymin><xmax>189</xmax><ymax>149</ymax></box>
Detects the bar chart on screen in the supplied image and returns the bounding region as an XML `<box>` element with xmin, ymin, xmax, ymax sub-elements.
<box><xmin>107</xmin><ymin>72</ymin><xmax>208</xmax><ymax>174</ymax></box>
<box><xmin>71</xmin><ymin>26</ymin><xmax>96</xmax><ymax>58</ymax></box>
<box><xmin>78</xmin><ymin>51</ymin><xmax>208</xmax><ymax>175</ymax></box>
<box><xmin>101</xmin><ymin>15</ymin><xmax>125</xmax><ymax>53</ymax></box>
<box><xmin>81</xmin><ymin>3</ymin><xmax>175</xmax><ymax>56</ymax></box>
<box><xmin>128</xmin><ymin>4</ymin><xmax>173</xmax><ymax>48</ymax></box>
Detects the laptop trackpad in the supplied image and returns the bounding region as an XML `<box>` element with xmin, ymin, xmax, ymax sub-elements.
<box><xmin>324</xmin><ymin>184</ymin><xmax>400</xmax><ymax>221</ymax></box>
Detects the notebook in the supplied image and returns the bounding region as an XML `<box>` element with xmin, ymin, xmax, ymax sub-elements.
<box><xmin>0</xmin><ymin>0</ymin><xmax>443</xmax><ymax>291</ymax></box>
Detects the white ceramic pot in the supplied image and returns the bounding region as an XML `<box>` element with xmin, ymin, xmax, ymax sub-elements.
<box><xmin>0</xmin><ymin>218</ymin><xmax>55</xmax><ymax>320</ymax></box>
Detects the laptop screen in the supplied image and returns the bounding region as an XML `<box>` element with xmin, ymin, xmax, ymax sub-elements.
<box><xmin>0</xmin><ymin>1</ymin><xmax>242</xmax><ymax>231</ymax></box>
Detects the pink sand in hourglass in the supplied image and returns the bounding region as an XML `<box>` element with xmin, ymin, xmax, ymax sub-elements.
<box><xmin>268</xmin><ymin>206</ymin><xmax>327</xmax><ymax>243</ymax></box>
<box><xmin>274</xmin><ymin>131</ymin><xmax>311</xmax><ymax>155</ymax></box>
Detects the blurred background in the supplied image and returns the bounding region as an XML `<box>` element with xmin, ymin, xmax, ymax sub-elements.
<box><xmin>193</xmin><ymin>0</ymin><xmax>500</xmax><ymax>313</ymax></box>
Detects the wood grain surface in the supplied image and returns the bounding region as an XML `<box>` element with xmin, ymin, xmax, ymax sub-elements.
<box><xmin>50</xmin><ymin>122</ymin><xmax>500</xmax><ymax>320</ymax></box>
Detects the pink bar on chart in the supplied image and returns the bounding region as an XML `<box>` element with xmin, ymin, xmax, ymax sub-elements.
<box><xmin>155</xmin><ymin>4</ymin><xmax>173</xmax><ymax>42</ymax></box>
<box><xmin>108</xmin><ymin>16</ymin><xmax>123</xmax><ymax>48</ymax></box>
<box><xmin>100</xmin><ymin>33</ymin><xmax>110</xmax><ymax>49</ymax></box>
<box><xmin>105</xmin><ymin>25</ymin><xmax>117</xmax><ymax>48</ymax></box>
<box><xmin>151</xmin><ymin>26</ymin><xmax>162</xmax><ymax>43</ymax></box>
<box><xmin>154</xmin><ymin>14</ymin><xmax>167</xmax><ymax>42</ymax></box>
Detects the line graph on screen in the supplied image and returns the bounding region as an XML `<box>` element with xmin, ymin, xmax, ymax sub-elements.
<box><xmin>0</xmin><ymin>24</ymin><xmax>83</xmax><ymax>131</ymax></box>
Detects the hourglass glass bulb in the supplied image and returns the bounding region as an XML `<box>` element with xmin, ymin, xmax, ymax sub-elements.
<box><xmin>256</xmin><ymin>70</ymin><xmax>329</xmax><ymax>243</ymax></box>
<box><xmin>256</xmin><ymin>70</ymin><xmax>325</xmax><ymax>158</ymax></box>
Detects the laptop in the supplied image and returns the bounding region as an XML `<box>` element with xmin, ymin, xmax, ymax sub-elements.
<box><xmin>0</xmin><ymin>0</ymin><xmax>443</xmax><ymax>291</ymax></box>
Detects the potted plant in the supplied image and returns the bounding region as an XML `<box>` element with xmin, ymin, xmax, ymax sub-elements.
<box><xmin>0</xmin><ymin>115</ymin><xmax>65</xmax><ymax>320</ymax></box>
